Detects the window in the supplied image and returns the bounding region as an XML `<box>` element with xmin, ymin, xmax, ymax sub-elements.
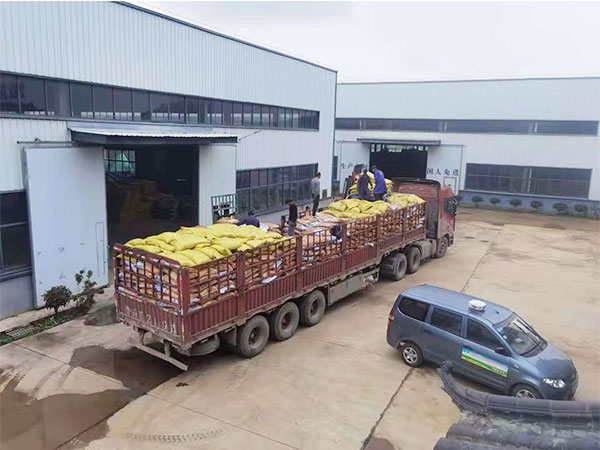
<box><xmin>399</xmin><ymin>298</ymin><xmax>429</xmax><ymax>321</ymax></box>
<box><xmin>496</xmin><ymin>315</ymin><xmax>543</xmax><ymax>356</ymax></box>
<box><xmin>186</xmin><ymin>97</ymin><xmax>199</xmax><ymax>124</ymax></box>
<box><xmin>233</xmin><ymin>102</ymin><xmax>243</xmax><ymax>126</ymax></box>
<box><xmin>261</xmin><ymin>105</ymin><xmax>270</xmax><ymax>127</ymax></box>
<box><xmin>243</xmin><ymin>103</ymin><xmax>252</xmax><ymax>126</ymax></box>
<box><xmin>0</xmin><ymin>191</ymin><xmax>31</xmax><ymax>279</ymax></box>
<box><xmin>93</xmin><ymin>86</ymin><xmax>114</xmax><ymax>119</ymax></box>
<box><xmin>430</xmin><ymin>308</ymin><xmax>462</xmax><ymax>336</ymax></box>
<box><xmin>236</xmin><ymin>164</ymin><xmax>317</xmax><ymax>214</ymax></box>
<box><xmin>104</xmin><ymin>149</ymin><xmax>135</xmax><ymax>174</ymax></box>
<box><xmin>169</xmin><ymin>96</ymin><xmax>185</xmax><ymax>123</ymax></box>
<box><xmin>536</xmin><ymin>120</ymin><xmax>598</xmax><ymax>136</ymax></box>
<box><xmin>70</xmin><ymin>83</ymin><xmax>93</xmax><ymax>118</ymax></box>
<box><xmin>465</xmin><ymin>163</ymin><xmax>592</xmax><ymax>199</ymax></box>
<box><xmin>114</xmin><ymin>88</ymin><xmax>132</xmax><ymax>120</ymax></box>
<box><xmin>335</xmin><ymin>118</ymin><xmax>361</xmax><ymax>130</ymax></box>
<box><xmin>210</xmin><ymin>99</ymin><xmax>222</xmax><ymax>125</ymax></box>
<box><xmin>445</xmin><ymin>120</ymin><xmax>531</xmax><ymax>133</ymax></box>
<box><xmin>467</xmin><ymin>320</ymin><xmax>502</xmax><ymax>349</ymax></box>
<box><xmin>198</xmin><ymin>98</ymin><xmax>209</xmax><ymax>124</ymax></box>
<box><xmin>46</xmin><ymin>80</ymin><xmax>70</xmax><ymax>117</ymax></box>
<box><xmin>18</xmin><ymin>77</ymin><xmax>46</xmax><ymax>116</ymax></box>
<box><xmin>0</xmin><ymin>71</ymin><xmax>320</xmax><ymax>130</ymax></box>
<box><xmin>223</xmin><ymin>101</ymin><xmax>232</xmax><ymax>126</ymax></box>
<box><xmin>0</xmin><ymin>74</ymin><xmax>19</xmax><ymax>113</ymax></box>
<box><xmin>133</xmin><ymin>91</ymin><xmax>151</xmax><ymax>121</ymax></box>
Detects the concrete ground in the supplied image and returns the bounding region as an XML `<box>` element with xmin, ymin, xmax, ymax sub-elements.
<box><xmin>0</xmin><ymin>208</ymin><xmax>598</xmax><ymax>450</ymax></box>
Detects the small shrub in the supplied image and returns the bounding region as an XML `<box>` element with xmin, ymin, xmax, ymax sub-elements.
<box><xmin>591</xmin><ymin>205</ymin><xmax>600</xmax><ymax>220</ymax></box>
<box><xmin>43</xmin><ymin>285</ymin><xmax>73</xmax><ymax>315</ymax></box>
<box><xmin>472</xmin><ymin>196</ymin><xmax>483</xmax><ymax>207</ymax></box>
<box><xmin>509</xmin><ymin>199</ymin><xmax>522</xmax><ymax>209</ymax></box>
<box><xmin>74</xmin><ymin>269</ymin><xmax>104</xmax><ymax>312</ymax></box>
<box><xmin>553</xmin><ymin>202</ymin><xmax>569</xmax><ymax>215</ymax></box>
<box><xmin>574</xmin><ymin>204</ymin><xmax>588</xmax><ymax>216</ymax></box>
<box><xmin>489</xmin><ymin>197</ymin><xmax>501</xmax><ymax>208</ymax></box>
<box><xmin>530</xmin><ymin>200</ymin><xmax>544</xmax><ymax>212</ymax></box>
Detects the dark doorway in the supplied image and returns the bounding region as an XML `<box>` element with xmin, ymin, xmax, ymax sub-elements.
<box><xmin>369</xmin><ymin>144</ymin><xmax>427</xmax><ymax>179</ymax></box>
<box><xmin>105</xmin><ymin>146</ymin><xmax>198</xmax><ymax>246</ymax></box>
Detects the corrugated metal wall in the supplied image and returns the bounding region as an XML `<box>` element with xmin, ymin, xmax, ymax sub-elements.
<box><xmin>0</xmin><ymin>2</ymin><xmax>337</xmax><ymax>194</ymax></box>
<box><xmin>336</xmin><ymin>79</ymin><xmax>600</xmax><ymax>120</ymax></box>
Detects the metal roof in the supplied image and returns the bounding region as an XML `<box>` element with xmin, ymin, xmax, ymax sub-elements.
<box><xmin>69</xmin><ymin>128</ymin><xmax>238</xmax><ymax>145</ymax></box>
<box><xmin>402</xmin><ymin>285</ymin><xmax>513</xmax><ymax>325</ymax></box>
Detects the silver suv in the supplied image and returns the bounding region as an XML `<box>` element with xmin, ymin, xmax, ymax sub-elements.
<box><xmin>387</xmin><ymin>285</ymin><xmax>578</xmax><ymax>400</ymax></box>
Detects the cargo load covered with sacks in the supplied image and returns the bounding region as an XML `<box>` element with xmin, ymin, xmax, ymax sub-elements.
<box><xmin>114</xmin><ymin>178</ymin><xmax>457</xmax><ymax>369</ymax></box>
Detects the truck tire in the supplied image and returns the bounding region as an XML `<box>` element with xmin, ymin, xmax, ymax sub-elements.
<box><xmin>299</xmin><ymin>290</ymin><xmax>326</xmax><ymax>327</ymax></box>
<box><xmin>236</xmin><ymin>315</ymin><xmax>270</xmax><ymax>358</ymax></box>
<box><xmin>405</xmin><ymin>246</ymin><xmax>421</xmax><ymax>274</ymax></box>
<box><xmin>381</xmin><ymin>252</ymin><xmax>407</xmax><ymax>281</ymax></box>
<box><xmin>436</xmin><ymin>236</ymin><xmax>448</xmax><ymax>258</ymax></box>
<box><xmin>269</xmin><ymin>302</ymin><xmax>299</xmax><ymax>341</ymax></box>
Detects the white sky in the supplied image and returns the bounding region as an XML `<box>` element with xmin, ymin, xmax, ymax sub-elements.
<box><xmin>142</xmin><ymin>1</ymin><xmax>600</xmax><ymax>82</ymax></box>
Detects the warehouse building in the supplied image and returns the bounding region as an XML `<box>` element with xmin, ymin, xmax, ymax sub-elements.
<box><xmin>0</xmin><ymin>2</ymin><xmax>336</xmax><ymax>318</ymax></box>
<box><xmin>334</xmin><ymin>78</ymin><xmax>600</xmax><ymax>212</ymax></box>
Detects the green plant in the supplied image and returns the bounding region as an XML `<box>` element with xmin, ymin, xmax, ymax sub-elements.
<box><xmin>592</xmin><ymin>205</ymin><xmax>600</xmax><ymax>220</ymax></box>
<box><xmin>43</xmin><ymin>285</ymin><xmax>73</xmax><ymax>315</ymax></box>
<box><xmin>489</xmin><ymin>197</ymin><xmax>501</xmax><ymax>208</ymax></box>
<box><xmin>509</xmin><ymin>199</ymin><xmax>522</xmax><ymax>208</ymax></box>
<box><xmin>472</xmin><ymin>196</ymin><xmax>483</xmax><ymax>207</ymax></box>
<box><xmin>74</xmin><ymin>270</ymin><xmax>104</xmax><ymax>312</ymax></box>
<box><xmin>553</xmin><ymin>202</ymin><xmax>569</xmax><ymax>215</ymax></box>
<box><xmin>530</xmin><ymin>200</ymin><xmax>544</xmax><ymax>212</ymax></box>
<box><xmin>574</xmin><ymin>204</ymin><xmax>588</xmax><ymax>216</ymax></box>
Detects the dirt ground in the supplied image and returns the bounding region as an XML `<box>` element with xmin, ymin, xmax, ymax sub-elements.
<box><xmin>0</xmin><ymin>208</ymin><xmax>598</xmax><ymax>450</ymax></box>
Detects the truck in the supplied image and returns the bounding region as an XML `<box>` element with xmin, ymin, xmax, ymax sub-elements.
<box><xmin>113</xmin><ymin>178</ymin><xmax>457</xmax><ymax>370</ymax></box>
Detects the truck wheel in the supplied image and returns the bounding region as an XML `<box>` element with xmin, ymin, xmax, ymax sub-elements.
<box><xmin>436</xmin><ymin>236</ymin><xmax>448</xmax><ymax>258</ymax></box>
<box><xmin>400</xmin><ymin>342</ymin><xmax>423</xmax><ymax>367</ymax></box>
<box><xmin>269</xmin><ymin>302</ymin><xmax>299</xmax><ymax>341</ymax></box>
<box><xmin>236</xmin><ymin>315</ymin><xmax>270</xmax><ymax>358</ymax></box>
<box><xmin>299</xmin><ymin>290</ymin><xmax>326</xmax><ymax>327</ymax></box>
<box><xmin>381</xmin><ymin>252</ymin><xmax>407</xmax><ymax>281</ymax></box>
<box><xmin>405</xmin><ymin>247</ymin><xmax>421</xmax><ymax>274</ymax></box>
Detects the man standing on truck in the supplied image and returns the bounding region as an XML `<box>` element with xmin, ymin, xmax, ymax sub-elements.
<box><xmin>237</xmin><ymin>210</ymin><xmax>260</xmax><ymax>227</ymax></box>
<box><xmin>357</xmin><ymin>169</ymin><xmax>372</xmax><ymax>200</ymax></box>
<box><xmin>311</xmin><ymin>172</ymin><xmax>321</xmax><ymax>216</ymax></box>
<box><xmin>286</xmin><ymin>199</ymin><xmax>298</xmax><ymax>236</ymax></box>
<box><xmin>372</xmin><ymin>165</ymin><xmax>387</xmax><ymax>201</ymax></box>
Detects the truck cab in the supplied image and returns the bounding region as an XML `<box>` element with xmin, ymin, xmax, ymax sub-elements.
<box><xmin>392</xmin><ymin>178</ymin><xmax>457</xmax><ymax>256</ymax></box>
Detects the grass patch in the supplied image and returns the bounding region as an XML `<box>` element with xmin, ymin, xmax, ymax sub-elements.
<box><xmin>0</xmin><ymin>306</ymin><xmax>86</xmax><ymax>347</ymax></box>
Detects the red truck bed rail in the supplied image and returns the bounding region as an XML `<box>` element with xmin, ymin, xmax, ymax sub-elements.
<box><xmin>114</xmin><ymin>203</ymin><xmax>426</xmax><ymax>350</ymax></box>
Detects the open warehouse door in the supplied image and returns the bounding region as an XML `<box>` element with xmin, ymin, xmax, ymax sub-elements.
<box><xmin>24</xmin><ymin>145</ymin><xmax>108</xmax><ymax>308</ymax></box>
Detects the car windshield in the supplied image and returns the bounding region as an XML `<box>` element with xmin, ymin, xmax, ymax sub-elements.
<box><xmin>496</xmin><ymin>315</ymin><xmax>542</xmax><ymax>356</ymax></box>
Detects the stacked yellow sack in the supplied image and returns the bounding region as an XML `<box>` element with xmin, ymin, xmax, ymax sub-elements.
<box><xmin>123</xmin><ymin>223</ymin><xmax>284</xmax><ymax>267</ymax></box>
<box><xmin>387</xmin><ymin>193</ymin><xmax>425</xmax><ymax>208</ymax></box>
<box><xmin>324</xmin><ymin>199</ymin><xmax>391</xmax><ymax>219</ymax></box>
<box><xmin>347</xmin><ymin>172</ymin><xmax>393</xmax><ymax>196</ymax></box>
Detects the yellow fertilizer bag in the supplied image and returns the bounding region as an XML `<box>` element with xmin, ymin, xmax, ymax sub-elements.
<box><xmin>173</xmin><ymin>235</ymin><xmax>208</xmax><ymax>251</ymax></box>
<box><xmin>159</xmin><ymin>251</ymin><xmax>195</xmax><ymax>266</ymax></box>
<box><xmin>125</xmin><ymin>238</ymin><xmax>145</xmax><ymax>247</ymax></box>
<box><xmin>212</xmin><ymin>237</ymin><xmax>245</xmax><ymax>251</ymax></box>
<box><xmin>196</xmin><ymin>247</ymin><xmax>222</xmax><ymax>260</ymax></box>
<box><xmin>178</xmin><ymin>249</ymin><xmax>212</xmax><ymax>265</ymax></box>
<box><xmin>145</xmin><ymin>237</ymin><xmax>175</xmax><ymax>252</ymax></box>
<box><xmin>211</xmin><ymin>244</ymin><xmax>232</xmax><ymax>257</ymax></box>
<box><xmin>156</xmin><ymin>231</ymin><xmax>178</xmax><ymax>243</ymax></box>
<box><xmin>133</xmin><ymin>244</ymin><xmax>163</xmax><ymax>254</ymax></box>
<box><xmin>246</xmin><ymin>239</ymin><xmax>267</xmax><ymax>249</ymax></box>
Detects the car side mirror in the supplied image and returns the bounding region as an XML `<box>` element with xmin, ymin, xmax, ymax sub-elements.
<box><xmin>495</xmin><ymin>346</ymin><xmax>508</xmax><ymax>356</ymax></box>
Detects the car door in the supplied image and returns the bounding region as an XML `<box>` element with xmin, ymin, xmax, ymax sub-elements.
<box><xmin>422</xmin><ymin>307</ymin><xmax>464</xmax><ymax>365</ymax></box>
<box><xmin>459</xmin><ymin>319</ymin><xmax>512</xmax><ymax>391</ymax></box>
<box><xmin>396</xmin><ymin>296</ymin><xmax>429</xmax><ymax>344</ymax></box>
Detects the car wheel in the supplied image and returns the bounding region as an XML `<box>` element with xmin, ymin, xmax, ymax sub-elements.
<box><xmin>511</xmin><ymin>383</ymin><xmax>542</xmax><ymax>399</ymax></box>
<box><xmin>436</xmin><ymin>236</ymin><xmax>448</xmax><ymax>258</ymax></box>
<box><xmin>405</xmin><ymin>247</ymin><xmax>421</xmax><ymax>274</ymax></box>
<box><xmin>269</xmin><ymin>302</ymin><xmax>299</xmax><ymax>341</ymax></box>
<box><xmin>299</xmin><ymin>290</ymin><xmax>326</xmax><ymax>327</ymax></box>
<box><xmin>400</xmin><ymin>342</ymin><xmax>423</xmax><ymax>367</ymax></box>
<box><xmin>236</xmin><ymin>315</ymin><xmax>270</xmax><ymax>358</ymax></box>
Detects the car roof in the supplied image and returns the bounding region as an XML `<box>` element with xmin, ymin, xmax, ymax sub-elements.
<box><xmin>401</xmin><ymin>285</ymin><xmax>513</xmax><ymax>325</ymax></box>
